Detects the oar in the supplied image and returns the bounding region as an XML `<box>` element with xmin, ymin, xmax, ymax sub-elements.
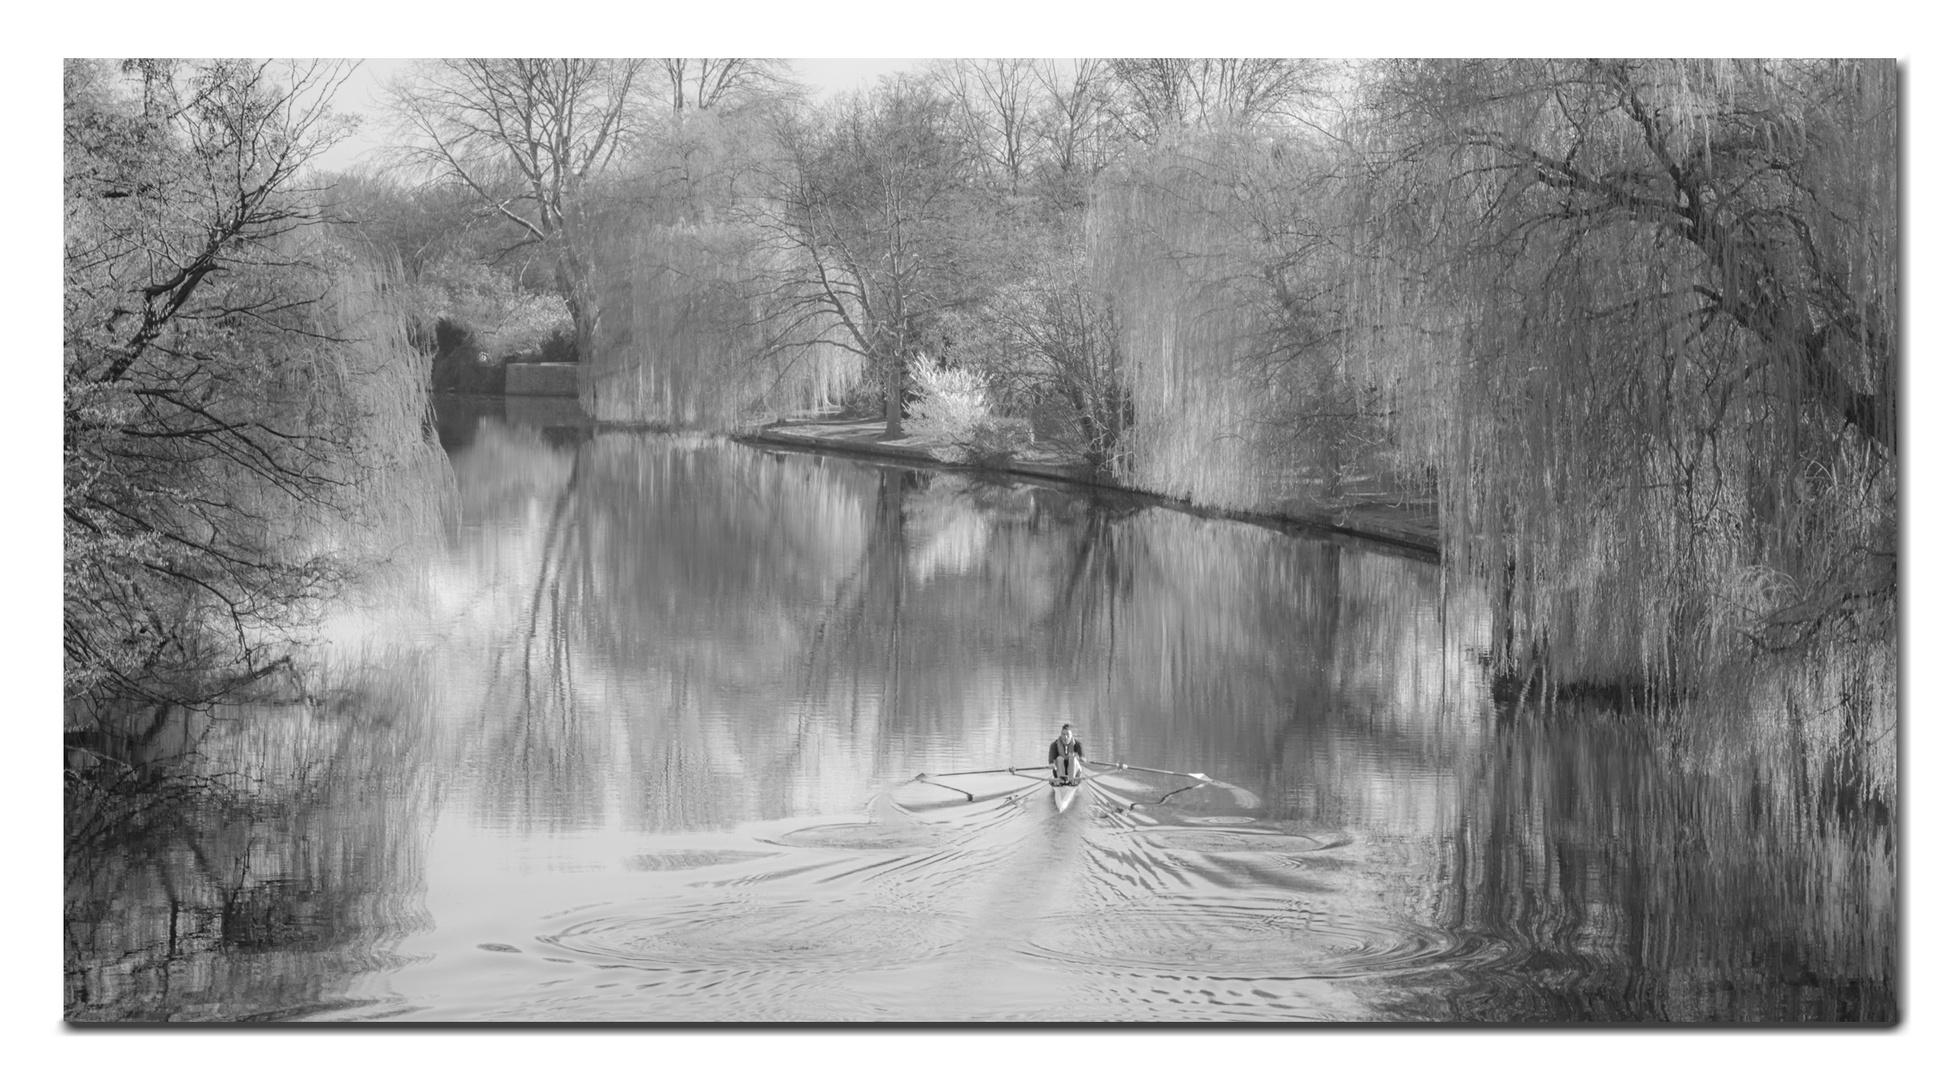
<box><xmin>1086</xmin><ymin>761</ymin><xmax>1213</xmax><ymax>783</ymax></box>
<box><xmin>1084</xmin><ymin>761</ymin><xmax>1219</xmax><ymax>810</ymax></box>
<box><xmin>900</xmin><ymin>778</ymin><xmax>1045</xmax><ymax>807</ymax></box>
<box><xmin>906</xmin><ymin>766</ymin><xmax>1048</xmax><ymax>802</ymax></box>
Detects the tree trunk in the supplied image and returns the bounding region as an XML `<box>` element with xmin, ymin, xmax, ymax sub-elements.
<box><xmin>555</xmin><ymin>252</ymin><xmax>597</xmax><ymax>366</ymax></box>
<box><xmin>883</xmin><ymin>352</ymin><xmax>903</xmax><ymax>437</ymax></box>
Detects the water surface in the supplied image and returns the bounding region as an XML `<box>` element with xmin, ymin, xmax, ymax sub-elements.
<box><xmin>64</xmin><ymin>407</ymin><xmax>1895</xmax><ymax>1022</ymax></box>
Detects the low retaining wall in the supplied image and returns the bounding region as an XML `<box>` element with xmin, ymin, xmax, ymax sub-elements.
<box><xmin>505</xmin><ymin>363</ymin><xmax>581</xmax><ymax>397</ymax></box>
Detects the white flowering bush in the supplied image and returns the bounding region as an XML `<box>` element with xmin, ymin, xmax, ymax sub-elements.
<box><xmin>904</xmin><ymin>356</ymin><xmax>1030</xmax><ymax>464</ymax></box>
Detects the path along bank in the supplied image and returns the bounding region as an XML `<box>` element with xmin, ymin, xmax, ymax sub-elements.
<box><xmin>730</xmin><ymin>413</ymin><xmax>1441</xmax><ymax>560</ymax></box>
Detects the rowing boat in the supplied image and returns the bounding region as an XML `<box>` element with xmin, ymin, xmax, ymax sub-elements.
<box><xmin>1052</xmin><ymin>780</ymin><xmax>1079</xmax><ymax>811</ymax></box>
<box><xmin>895</xmin><ymin>761</ymin><xmax>1225</xmax><ymax>813</ymax></box>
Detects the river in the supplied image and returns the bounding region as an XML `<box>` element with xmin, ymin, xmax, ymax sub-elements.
<box><xmin>62</xmin><ymin>399</ymin><xmax>1896</xmax><ymax>1022</ymax></box>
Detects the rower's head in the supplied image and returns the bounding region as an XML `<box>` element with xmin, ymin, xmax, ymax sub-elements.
<box><xmin>1059</xmin><ymin>723</ymin><xmax>1073</xmax><ymax>740</ymax></box>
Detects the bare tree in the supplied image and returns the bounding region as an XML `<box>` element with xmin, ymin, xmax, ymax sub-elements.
<box><xmin>745</xmin><ymin>80</ymin><xmax>990</xmax><ymax>436</ymax></box>
<box><xmin>382</xmin><ymin>59</ymin><xmax>652</xmax><ymax>354</ymax></box>
<box><xmin>1031</xmin><ymin>59</ymin><xmax>1113</xmax><ymax>183</ymax></box>
<box><xmin>927</xmin><ymin>58</ymin><xmax>1041</xmax><ymax>194</ymax></box>
<box><xmin>1105</xmin><ymin>58</ymin><xmax>1326</xmax><ymax>142</ymax></box>
<box><xmin>657</xmin><ymin>58</ymin><xmax>793</xmax><ymax>111</ymax></box>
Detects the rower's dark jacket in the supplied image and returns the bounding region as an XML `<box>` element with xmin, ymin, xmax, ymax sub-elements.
<box><xmin>1048</xmin><ymin>735</ymin><xmax>1084</xmax><ymax>765</ymax></box>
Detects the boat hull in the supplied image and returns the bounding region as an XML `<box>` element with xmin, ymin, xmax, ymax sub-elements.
<box><xmin>1052</xmin><ymin>782</ymin><xmax>1079</xmax><ymax>811</ymax></box>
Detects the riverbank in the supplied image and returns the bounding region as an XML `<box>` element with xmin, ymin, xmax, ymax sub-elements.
<box><xmin>733</xmin><ymin>412</ymin><xmax>1441</xmax><ymax>558</ymax></box>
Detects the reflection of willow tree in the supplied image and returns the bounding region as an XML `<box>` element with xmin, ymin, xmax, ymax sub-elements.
<box><xmin>887</xmin><ymin>472</ymin><xmax>1482</xmax><ymax>793</ymax></box>
<box><xmin>477</xmin><ymin>446</ymin><xmax>606</xmax><ymax>829</ymax></box>
<box><xmin>432</xmin><ymin>435</ymin><xmax>1482</xmax><ymax>849</ymax></box>
<box><xmin>1049</xmin><ymin>493</ymin><xmax>1140</xmax><ymax>691</ymax></box>
<box><xmin>448</xmin><ymin>433</ymin><xmax>1474</xmax><ymax>831</ymax></box>
<box><xmin>495</xmin><ymin>435</ymin><xmax>878</xmax><ymax>828</ymax></box>
<box><xmin>66</xmin><ymin>662</ymin><xmax>437</xmax><ymax>1020</ymax></box>
<box><xmin>1429</xmin><ymin>705</ymin><xmax>1894</xmax><ymax>1021</ymax></box>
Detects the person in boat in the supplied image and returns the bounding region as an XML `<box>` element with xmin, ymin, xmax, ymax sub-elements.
<box><xmin>1048</xmin><ymin>724</ymin><xmax>1085</xmax><ymax>785</ymax></box>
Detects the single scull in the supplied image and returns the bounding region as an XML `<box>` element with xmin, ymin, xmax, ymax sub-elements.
<box><xmin>1051</xmin><ymin>779</ymin><xmax>1082</xmax><ymax>810</ymax></box>
<box><xmin>895</xmin><ymin>761</ymin><xmax>1224</xmax><ymax>813</ymax></box>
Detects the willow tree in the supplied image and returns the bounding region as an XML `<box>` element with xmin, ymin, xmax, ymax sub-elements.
<box><xmin>1086</xmin><ymin>127</ymin><xmax>1363</xmax><ymax>508</ymax></box>
<box><xmin>383</xmin><ymin>59</ymin><xmax>653</xmax><ymax>359</ymax></box>
<box><xmin>575</xmin><ymin>96</ymin><xmax>860</xmax><ymax>427</ymax></box>
<box><xmin>1353</xmin><ymin>59</ymin><xmax>1897</xmax><ymax>702</ymax></box>
<box><xmin>65</xmin><ymin>59</ymin><xmax>449</xmax><ymax>732</ymax></box>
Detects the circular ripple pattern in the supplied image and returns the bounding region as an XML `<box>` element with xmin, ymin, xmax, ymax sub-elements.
<box><xmin>624</xmin><ymin>849</ymin><xmax>772</xmax><ymax>872</ymax></box>
<box><xmin>1137</xmin><ymin>827</ymin><xmax>1331</xmax><ymax>854</ymax></box>
<box><xmin>768</xmin><ymin>822</ymin><xmax>935</xmax><ymax>850</ymax></box>
<box><xmin>542</xmin><ymin>899</ymin><xmax>966</xmax><ymax>972</ymax></box>
<box><xmin>1022</xmin><ymin>894</ymin><xmax>1494</xmax><ymax>980</ymax></box>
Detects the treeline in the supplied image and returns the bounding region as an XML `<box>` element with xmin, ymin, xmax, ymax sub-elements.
<box><xmin>354</xmin><ymin>58</ymin><xmax>1893</xmax><ymax>726</ymax></box>
<box><xmin>63</xmin><ymin>60</ymin><xmax>451</xmax><ymax>739</ymax></box>
<box><xmin>67</xmin><ymin>59</ymin><xmax>1896</xmax><ymax>772</ymax></box>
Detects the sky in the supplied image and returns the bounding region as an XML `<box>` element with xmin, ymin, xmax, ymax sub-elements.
<box><xmin>312</xmin><ymin>58</ymin><xmax>929</xmax><ymax>173</ymax></box>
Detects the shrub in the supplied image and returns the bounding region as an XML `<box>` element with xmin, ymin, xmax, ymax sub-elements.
<box><xmin>537</xmin><ymin>324</ymin><xmax>579</xmax><ymax>364</ymax></box>
<box><xmin>904</xmin><ymin>357</ymin><xmax>1030</xmax><ymax>465</ymax></box>
<box><xmin>432</xmin><ymin>316</ymin><xmax>477</xmax><ymax>355</ymax></box>
<box><xmin>502</xmin><ymin>320</ymin><xmax>580</xmax><ymax>366</ymax></box>
<box><xmin>428</xmin><ymin>319</ymin><xmax>502</xmax><ymax>393</ymax></box>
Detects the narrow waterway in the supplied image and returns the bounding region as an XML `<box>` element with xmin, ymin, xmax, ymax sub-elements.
<box><xmin>63</xmin><ymin>402</ymin><xmax>1895</xmax><ymax>1022</ymax></box>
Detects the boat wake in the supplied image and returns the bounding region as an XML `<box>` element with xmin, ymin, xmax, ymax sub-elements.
<box><xmin>483</xmin><ymin>770</ymin><xmax>1506</xmax><ymax>1021</ymax></box>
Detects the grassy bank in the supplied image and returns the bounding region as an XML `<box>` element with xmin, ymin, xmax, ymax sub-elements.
<box><xmin>735</xmin><ymin>410</ymin><xmax>1440</xmax><ymax>557</ymax></box>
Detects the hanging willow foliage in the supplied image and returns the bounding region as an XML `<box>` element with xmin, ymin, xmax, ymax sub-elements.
<box><xmin>585</xmin><ymin>215</ymin><xmax>861</xmax><ymax>427</ymax></box>
<box><xmin>1088</xmin><ymin>130</ymin><xmax>1379</xmax><ymax>513</ymax></box>
<box><xmin>1348</xmin><ymin>59</ymin><xmax>1896</xmax><ymax>698</ymax></box>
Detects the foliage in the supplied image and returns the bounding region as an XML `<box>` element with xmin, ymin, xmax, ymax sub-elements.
<box><xmin>946</xmin><ymin>238</ymin><xmax>1132</xmax><ymax>475</ymax></box>
<box><xmin>903</xmin><ymin>356</ymin><xmax>1029</xmax><ymax>464</ymax></box>
<box><xmin>587</xmin><ymin>215</ymin><xmax>860</xmax><ymax>426</ymax></box>
<box><xmin>1089</xmin><ymin>129</ymin><xmax>1380</xmax><ymax>508</ymax></box>
<box><xmin>64</xmin><ymin>59</ymin><xmax>451</xmax><ymax>729</ymax></box>
<box><xmin>1351</xmin><ymin>59</ymin><xmax>1897</xmax><ymax>696</ymax></box>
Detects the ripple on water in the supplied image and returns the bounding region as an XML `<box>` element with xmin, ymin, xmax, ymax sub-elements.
<box><xmin>624</xmin><ymin>849</ymin><xmax>774</xmax><ymax>872</ymax></box>
<box><xmin>1022</xmin><ymin>894</ymin><xmax>1494</xmax><ymax>981</ymax></box>
<box><xmin>1134</xmin><ymin>827</ymin><xmax>1331</xmax><ymax>854</ymax></box>
<box><xmin>766</xmin><ymin>822</ymin><xmax>937</xmax><ymax>851</ymax></box>
<box><xmin>541</xmin><ymin>898</ymin><xmax>968</xmax><ymax>973</ymax></box>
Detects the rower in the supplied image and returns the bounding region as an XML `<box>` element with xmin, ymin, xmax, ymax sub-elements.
<box><xmin>1048</xmin><ymin>724</ymin><xmax>1085</xmax><ymax>786</ymax></box>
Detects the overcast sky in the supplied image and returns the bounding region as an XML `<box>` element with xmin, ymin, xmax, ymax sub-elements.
<box><xmin>312</xmin><ymin>59</ymin><xmax>930</xmax><ymax>173</ymax></box>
